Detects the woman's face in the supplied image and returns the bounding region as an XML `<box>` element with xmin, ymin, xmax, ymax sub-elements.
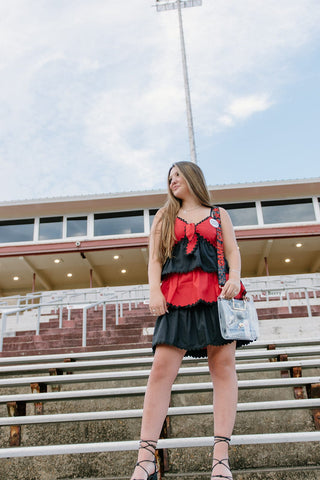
<box><xmin>168</xmin><ymin>166</ymin><xmax>189</xmax><ymax>199</ymax></box>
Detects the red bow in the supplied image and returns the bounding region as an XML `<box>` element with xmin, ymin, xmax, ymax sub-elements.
<box><xmin>185</xmin><ymin>223</ymin><xmax>197</xmax><ymax>255</ymax></box>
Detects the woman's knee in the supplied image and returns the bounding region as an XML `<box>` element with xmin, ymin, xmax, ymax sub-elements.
<box><xmin>150</xmin><ymin>345</ymin><xmax>185</xmax><ymax>384</ymax></box>
<box><xmin>207</xmin><ymin>344</ymin><xmax>236</xmax><ymax>378</ymax></box>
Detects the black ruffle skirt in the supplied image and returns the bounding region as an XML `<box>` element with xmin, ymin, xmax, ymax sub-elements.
<box><xmin>152</xmin><ymin>302</ymin><xmax>250</xmax><ymax>358</ymax></box>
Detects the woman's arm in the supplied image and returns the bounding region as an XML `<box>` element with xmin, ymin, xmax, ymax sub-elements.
<box><xmin>148</xmin><ymin>209</ymin><xmax>168</xmax><ymax>316</ymax></box>
<box><xmin>219</xmin><ymin>207</ymin><xmax>241</xmax><ymax>299</ymax></box>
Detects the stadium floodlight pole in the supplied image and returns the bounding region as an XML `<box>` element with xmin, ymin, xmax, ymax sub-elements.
<box><xmin>155</xmin><ymin>0</ymin><xmax>202</xmax><ymax>164</ymax></box>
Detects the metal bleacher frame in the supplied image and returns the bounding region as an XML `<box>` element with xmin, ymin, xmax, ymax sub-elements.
<box><xmin>0</xmin><ymin>338</ymin><xmax>320</xmax><ymax>462</ymax></box>
<box><xmin>0</xmin><ymin>274</ymin><xmax>320</xmax><ymax>474</ymax></box>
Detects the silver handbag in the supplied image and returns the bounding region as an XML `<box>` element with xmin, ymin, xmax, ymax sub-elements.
<box><xmin>217</xmin><ymin>296</ymin><xmax>259</xmax><ymax>341</ymax></box>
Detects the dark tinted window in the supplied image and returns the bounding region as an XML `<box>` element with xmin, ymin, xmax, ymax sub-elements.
<box><xmin>149</xmin><ymin>209</ymin><xmax>158</xmax><ymax>228</ymax></box>
<box><xmin>262</xmin><ymin>199</ymin><xmax>315</xmax><ymax>224</ymax></box>
<box><xmin>0</xmin><ymin>219</ymin><xmax>34</xmax><ymax>243</ymax></box>
<box><xmin>94</xmin><ymin>211</ymin><xmax>144</xmax><ymax>236</ymax></box>
<box><xmin>39</xmin><ymin>217</ymin><xmax>63</xmax><ymax>240</ymax></box>
<box><xmin>67</xmin><ymin>217</ymin><xmax>87</xmax><ymax>237</ymax></box>
<box><xmin>221</xmin><ymin>203</ymin><xmax>258</xmax><ymax>226</ymax></box>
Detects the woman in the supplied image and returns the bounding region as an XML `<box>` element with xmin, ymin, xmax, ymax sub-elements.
<box><xmin>131</xmin><ymin>161</ymin><xmax>248</xmax><ymax>480</ymax></box>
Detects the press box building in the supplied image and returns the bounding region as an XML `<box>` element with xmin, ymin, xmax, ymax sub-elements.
<box><xmin>0</xmin><ymin>177</ymin><xmax>319</xmax><ymax>297</ymax></box>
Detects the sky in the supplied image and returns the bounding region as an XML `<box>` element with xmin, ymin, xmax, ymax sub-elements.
<box><xmin>0</xmin><ymin>0</ymin><xmax>319</xmax><ymax>202</ymax></box>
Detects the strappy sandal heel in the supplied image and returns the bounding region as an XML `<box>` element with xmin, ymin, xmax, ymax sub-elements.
<box><xmin>211</xmin><ymin>436</ymin><xmax>232</xmax><ymax>480</ymax></box>
<box><xmin>132</xmin><ymin>439</ymin><xmax>158</xmax><ymax>480</ymax></box>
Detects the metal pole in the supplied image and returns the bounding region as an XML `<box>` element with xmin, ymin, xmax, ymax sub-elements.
<box><xmin>0</xmin><ymin>314</ymin><xmax>7</xmax><ymax>352</ymax></box>
<box><xmin>176</xmin><ymin>0</ymin><xmax>197</xmax><ymax>163</ymax></box>
<box><xmin>102</xmin><ymin>303</ymin><xmax>106</xmax><ymax>331</ymax></box>
<box><xmin>59</xmin><ymin>304</ymin><xmax>63</xmax><ymax>328</ymax></box>
<box><xmin>82</xmin><ymin>308</ymin><xmax>87</xmax><ymax>347</ymax></box>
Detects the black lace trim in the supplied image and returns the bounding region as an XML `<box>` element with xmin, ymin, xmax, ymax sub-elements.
<box><xmin>176</xmin><ymin>215</ymin><xmax>211</xmax><ymax>226</ymax></box>
<box><xmin>166</xmin><ymin>298</ymin><xmax>218</xmax><ymax>309</ymax></box>
<box><xmin>162</xmin><ymin>235</ymin><xmax>223</xmax><ymax>278</ymax></box>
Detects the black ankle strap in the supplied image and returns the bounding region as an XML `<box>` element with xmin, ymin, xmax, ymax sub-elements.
<box><xmin>135</xmin><ymin>440</ymin><xmax>158</xmax><ymax>479</ymax></box>
<box><xmin>139</xmin><ymin>439</ymin><xmax>157</xmax><ymax>455</ymax></box>
<box><xmin>214</xmin><ymin>435</ymin><xmax>230</xmax><ymax>445</ymax></box>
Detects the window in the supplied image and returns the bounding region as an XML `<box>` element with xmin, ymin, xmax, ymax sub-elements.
<box><xmin>94</xmin><ymin>211</ymin><xmax>144</xmax><ymax>236</ymax></box>
<box><xmin>221</xmin><ymin>203</ymin><xmax>258</xmax><ymax>226</ymax></box>
<box><xmin>262</xmin><ymin>199</ymin><xmax>315</xmax><ymax>224</ymax></box>
<box><xmin>67</xmin><ymin>216</ymin><xmax>87</xmax><ymax>237</ymax></box>
<box><xmin>0</xmin><ymin>219</ymin><xmax>34</xmax><ymax>243</ymax></box>
<box><xmin>39</xmin><ymin>217</ymin><xmax>63</xmax><ymax>240</ymax></box>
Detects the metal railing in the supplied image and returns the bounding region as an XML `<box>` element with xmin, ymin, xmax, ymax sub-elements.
<box><xmin>0</xmin><ymin>431</ymin><xmax>320</xmax><ymax>458</ymax></box>
<box><xmin>1</xmin><ymin>398</ymin><xmax>320</xmax><ymax>427</ymax></box>
<box><xmin>0</xmin><ymin>278</ymin><xmax>319</xmax><ymax>352</ymax></box>
<box><xmin>0</xmin><ymin>294</ymin><xmax>150</xmax><ymax>352</ymax></box>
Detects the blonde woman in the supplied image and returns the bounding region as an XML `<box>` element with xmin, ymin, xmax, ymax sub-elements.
<box><xmin>131</xmin><ymin>162</ymin><xmax>249</xmax><ymax>480</ymax></box>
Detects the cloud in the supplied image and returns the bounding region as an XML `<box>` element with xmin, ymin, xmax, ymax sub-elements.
<box><xmin>218</xmin><ymin>94</ymin><xmax>274</xmax><ymax>127</ymax></box>
<box><xmin>0</xmin><ymin>0</ymin><xmax>319</xmax><ymax>200</ymax></box>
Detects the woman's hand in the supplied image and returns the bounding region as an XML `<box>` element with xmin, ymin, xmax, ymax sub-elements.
<box><xmin>220</xmin><ymin>277</ymin><xmax>241</xmax><ymax>299</ymax></box>
<box><xmin>149</xmin><ymin>289</ymin><xmax>168</xmax><ymax>316</ymax></box>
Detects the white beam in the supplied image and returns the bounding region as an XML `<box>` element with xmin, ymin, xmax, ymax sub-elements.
<box><xmin>20</xmin><ymin>256</ymin><xmax>52</xmax><ymax>291</ymax></box>
<box><xmin>310</xmin><ymin>254</ymin><xmax>320</xmax><ymax>273</ymax></box>
<box><xmin>256</xmin><ymin>239</ymin><xmax>274</xmax><ymax>276</ymax></box>
<box><xmin>83</xmin><ymin>253</ymin><xmax>104</xmax><ymax>287</ymax></box>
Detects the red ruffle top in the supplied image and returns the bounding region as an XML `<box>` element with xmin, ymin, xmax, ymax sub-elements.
<box><xmin>161</xmin><ymin>216</ymin><xmax>245</xmax><ymax>307</ymax></box>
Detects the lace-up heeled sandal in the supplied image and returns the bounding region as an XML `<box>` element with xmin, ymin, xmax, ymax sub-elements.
<box><xmin>211</xmin><ymin>436</ymin><xmax>232</xmax><ymax>480</ymax></box>
<box><xmin>132</xmin><ymin>439</ymin><xmax>158</xmax><ymax>480</ymax></box>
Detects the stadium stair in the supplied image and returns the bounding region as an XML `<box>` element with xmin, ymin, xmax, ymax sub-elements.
<box><xmin>0</xmin><ymin>285</ymin><xmax>319</xmax><ymax>479</ymax></box>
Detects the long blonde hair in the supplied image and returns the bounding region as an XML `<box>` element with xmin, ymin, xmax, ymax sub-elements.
<box><xmin>157</xmin><ymin>161</ymin><xmax>213</xmax><ymax>264</ymax></box>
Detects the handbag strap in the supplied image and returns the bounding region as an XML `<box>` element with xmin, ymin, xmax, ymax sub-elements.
<box><xmin>211</xmin><ymin>206</ymin><xmax>247</xmax><ymax>297</ymax></box>
<box><xmin>211</xmin><ymin>206</ymin><xmax>226</xmax><ymax>287</ymax></box>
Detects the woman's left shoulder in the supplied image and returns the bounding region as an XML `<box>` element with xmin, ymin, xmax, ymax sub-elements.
<box><xmin>217</xmin><ymin>206</ymin><xmax>229</xmax><ymax>219</ymax></box>
<box><xmin>218</xmin><ymin>207</ymin><xmax>234</xmax><ymax>228</ymax></box>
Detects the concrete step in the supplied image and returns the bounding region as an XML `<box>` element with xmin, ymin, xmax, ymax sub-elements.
<box><xmin>1</xmin><ymin>442</ymin><xmax>319</xmax><ymax>480</ymax></box>
<box><xmin>0</xmin><ymin>341</ymin><xmax>153</xmax><ymax>357</ymax></box>
<box><xmin>67</xmin><ymin>467</ymin><xmax>320</xmax><ymax>480</ymax></box>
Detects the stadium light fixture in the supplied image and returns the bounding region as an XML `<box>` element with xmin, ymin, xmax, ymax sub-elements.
<box><xmin>155</xmin><ymin>0</ymin><xmax>202</xmax><ymax>164</ymax></box>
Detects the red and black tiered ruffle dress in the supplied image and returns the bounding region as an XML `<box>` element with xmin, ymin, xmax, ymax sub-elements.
<box><xmin>152</xmin><ymin>210</ymin><xmax>248</xmax><ymax>358</ymax></box>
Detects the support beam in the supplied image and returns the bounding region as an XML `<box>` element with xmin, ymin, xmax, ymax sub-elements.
<box><xmin>256</xmin><ymin>239</ymin><xmax>274</xmax><ymax>276</ymax></box>
<box><xmin>20</xmin><ymin>256</ymin><xmax>52</xmax><ymax>291</ymax></box>
<box><xmin>310</xmin><ymin>254</ymin><xmax>320</xmax><ymax>273</ymax></box>
<box><xmin>82</xmin><ymin>253</ymin><xmax>104</xmax><ymax>287</ymax></box>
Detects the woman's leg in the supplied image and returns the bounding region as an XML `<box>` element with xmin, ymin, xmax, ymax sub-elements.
<box><xmin>130</xmin><ymin>344</ymin><xmax>186</xmax><ymax>480</ymax></box>
<box><xmin>207</xmin><ymin>342</ymin><xmax>237</xmax><ymax>478</ymax></box>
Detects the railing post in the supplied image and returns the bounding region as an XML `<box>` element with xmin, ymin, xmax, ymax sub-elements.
<box><xmin>304</xmin><ymin>288</ymin><xmax>312</xmax><ymax>318</ymax></box>
<box><xmin>59</xmin><ymin>304</ymin><xmax>63</xmax><ymax>328</ymax></box>
<box><xmin>0</xmin><ymin>313</ymin><xmax>7</xmax><ymax>352</ymax></box>
<box><xmin>16</xmin><ymin>296</ymin><xmax>20</xmax><ymax>323</ymax></box>
<box><xmin>115</xmin><ymin>303</ymin><xmax>119</xmax><ymax>326</ymax></box>
<box><xmin>68</xmin><ymin>306</ymin><xmax>71</xmax><ymax>321</ymax></box>
<box><xmin>36</xmin><ymin>305</ymin><xmax>41</xmax><ymax>335</ymax></box>
<box><xmin>82</xmin><ymin>308</ymin><xmax>87</xmax><ymax>347</ymax></box>
<box><xmin>286</xmin><ymin>290</ymin><xmax>292</xmax><ymax>314</ymax></box>
<box><xmin>102</xmin><ymin>303</ymin><xmax>106</xmax><ymax>331</ymax></box>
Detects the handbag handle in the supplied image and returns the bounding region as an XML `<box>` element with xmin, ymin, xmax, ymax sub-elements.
<box><xmin>211</xmin><ymin>206</ymin><xmax>226</xmax><ymax>287</ymax></box>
